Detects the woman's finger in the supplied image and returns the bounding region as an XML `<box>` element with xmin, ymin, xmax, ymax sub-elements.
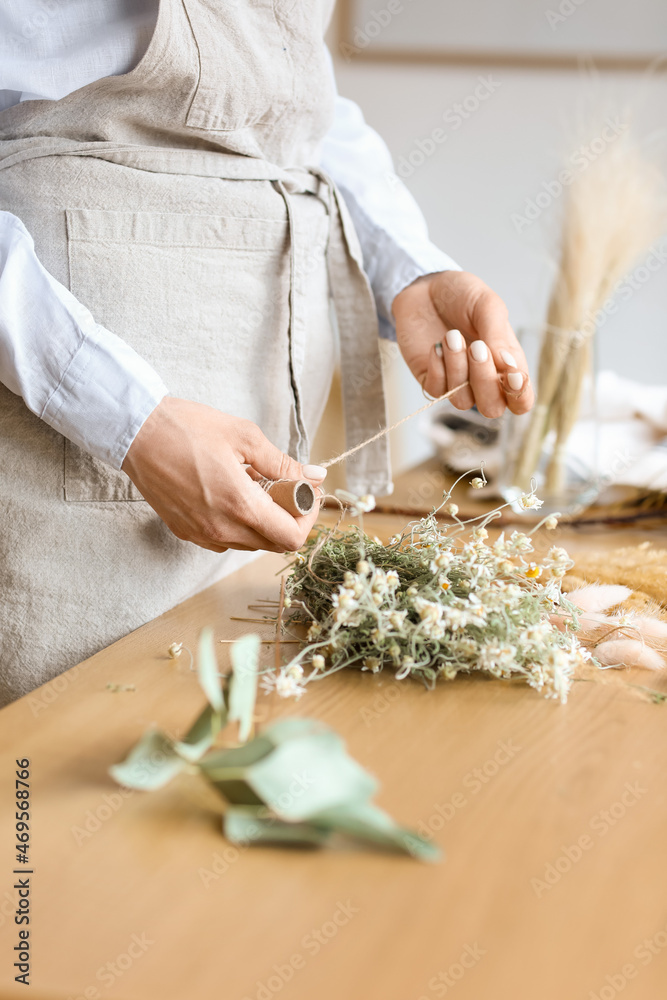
<box><xmin>422</xmin><ymin>340</ymin><xmax>447</xmax><ymax>398</ymax></box>
<box><xmin>467</xmin><ymin>339</ymin><xmax>506</xmax><ymax>418</ymax></box>
<box><xmin>443</xmin><ymin>329</ymin><xmax>474</xmax><ymax>410</ymax></box>
<box><xmin>490</xmin><ymin>325</ymin><xmax>535</xmax><ymax>413</ymax></box>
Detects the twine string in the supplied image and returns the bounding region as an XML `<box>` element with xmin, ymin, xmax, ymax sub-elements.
<box><xmin>321</xmin><ymin>379</ymin><xmax>470</xmax><ymax>469</ymax></box>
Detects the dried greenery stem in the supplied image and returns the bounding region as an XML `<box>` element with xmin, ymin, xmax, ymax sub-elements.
<box><xmin>270</xmin><ymin>478</ymin><xmax>590</xmax><ymax>704</ymax></box>
<box><xmin>514</xmin><ymin>128</ymin><xmax>667</xmax><ymax>492</ymax></box>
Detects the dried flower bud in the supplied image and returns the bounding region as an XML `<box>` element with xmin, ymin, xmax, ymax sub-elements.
<box><xmin>446</xmin><ymin>503</ymin><xmax>459</xmax><ymax>516</ymax></box>
<box><xmin>167</xmin><ymin>642</ymin><xmax>183</xmax><ymax>659</ymax></box>
<box><xmin>470</xmin><ymin>477</ymin><xmax>485</xmax><ymax>490</ymax></box>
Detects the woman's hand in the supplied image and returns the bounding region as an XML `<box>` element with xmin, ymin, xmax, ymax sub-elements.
<box><xmin>392</xmin><ymin>270</ymin><xmax>534</xmax><ymax>418</ymax></box>
<box><xmin>122</xmin><ymin>397</ymin><xmax>326</xmax><ymax>553</ymax></box>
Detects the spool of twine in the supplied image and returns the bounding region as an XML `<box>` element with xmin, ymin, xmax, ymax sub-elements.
<box><xmin>266</xmin><ymin>479</ymin><xmax>316</xmax><ymax>517</ymax></box>
<box><xmin>264</xmin><ymin>380</ymin><xmax>471</xmax><ymax>517</ymax></box>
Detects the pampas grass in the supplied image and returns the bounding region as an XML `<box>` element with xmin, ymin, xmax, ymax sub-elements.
<box><xmin>513</xmin><ymin>126</ymin><xmax>667</xmax><ymax>494</ymax></box>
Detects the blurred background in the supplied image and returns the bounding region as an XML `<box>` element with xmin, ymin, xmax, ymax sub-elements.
<box><xmin>321</xmin><ymin>0</ymin><xmax>667</xmax><ymax>481</ymax></box>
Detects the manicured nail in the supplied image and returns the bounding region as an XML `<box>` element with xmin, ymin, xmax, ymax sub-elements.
<box><xmin>470</xmin><ymin>340</ymin><xmax>488</xmax><ymax>363</ymax></box>
<box><xmin>445</xmin><ymin>329</ymin><xmax>464</xmax><ymax>352</ymax></box>
<box><xmin>434</xmin><ymin>342</ymin><xmax>443</xmax><ymax>357</ymax></box>
<box><xmin>303</xmin><ymin>464</ymin><xmax>327</xmax><ymax>481</ymax></box>
<box><xmin>507</xmin><ymin>372</ymin><xmax>524</xmax><ymax>391</ymax></box>
<box><xmin>500</xmin><ymin>350</ymin><xmax>518</xmax><ymax>368</ymax></box>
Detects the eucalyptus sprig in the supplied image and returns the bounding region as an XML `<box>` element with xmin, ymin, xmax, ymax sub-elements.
<box><xmin>110</xmin><ymin>630</ymin><xmax>438</xmax><ymax>860</ymax></box>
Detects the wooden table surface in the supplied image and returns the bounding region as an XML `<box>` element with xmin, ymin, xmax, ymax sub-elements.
<box><xmin>1</xmin><ymin>503</ymin><xmax>667</xmax><ymax>1000</ymax></box>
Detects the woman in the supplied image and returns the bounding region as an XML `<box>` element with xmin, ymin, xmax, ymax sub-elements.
<box><xmin>0</xmin><ymin>0</ymin><xmax>533</xmax><ymax>705</ymax></box>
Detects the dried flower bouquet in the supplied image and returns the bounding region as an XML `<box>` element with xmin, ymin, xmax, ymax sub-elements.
<box><xmin>269</xmin><ymin>478</ymin><xmax>593</xmax><ymax>705</ymax></box>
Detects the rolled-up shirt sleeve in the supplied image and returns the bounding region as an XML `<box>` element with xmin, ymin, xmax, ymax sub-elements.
<box><xmin>0</xmin><ymin>210</ymin><xmax>167</xmax><ymax>469</ymax></box>
<box><xmin>320</xmin><ymin>73</ymin><xmax>461</xmax><ymax>339</ymax></box>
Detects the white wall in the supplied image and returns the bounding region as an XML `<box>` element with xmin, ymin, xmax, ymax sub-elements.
<box><xmin>332</xmin><ymin>35</ymin><xmax>667</xmax><ymax>472</ymax></box>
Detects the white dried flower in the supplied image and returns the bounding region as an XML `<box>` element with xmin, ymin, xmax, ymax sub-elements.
<box><xmin>311</xmin><ymin>654</ymin><xmax>325</xmax><ymax>671</ymax></box>
<box><xmin>446</xmin><ymin>503</ymin><xmax>459</xmax><ymax>516</ymax></box>
<box><xmin>356</xmin><ymin>560</ymin><xmax>370</xmax><ymax>575</ymax></box>
<box><xmin>167</xmin><ymin>642</ymin><xmax>183</xmax><ymax>659</ymax></box>
<box><xmin>519</xmin><ymin>493</ymin><xmax>544</xmax><ymax>510</ymax></box>
<box><xmin>470</xmin><ymin>477</ymin><xmax>485</xmax><ymax>490</ymax></box>
<box><xmin>386</xmin><ymin>569</ymin><xmax>400</xmax><ymax>589</ymax></box>
<box><xmin>545</xmin><ymin>516</ymin><xmax>559</xmax><ymax>530</ymax></box>
<box><xmin>261</xmin><ymin>670</ymin><xmax>307</xmax><ymax>700</ymax></box>
<box><xmin>508</xmin><ymin>531</ymin><xmax>533</xmax><ymax>554</ymax></box>
<box><xmin>275</xmin><ymin>673</ymin><xmax>306</xmax><ymax>699</ymax></box>
<box><xmin>350</xmin><ymin>494</ymin><xmax>376</xmax><ymax>514</ymax></box>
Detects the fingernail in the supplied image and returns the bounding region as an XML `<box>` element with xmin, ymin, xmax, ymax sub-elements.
<box><xmin>470</xmin><ymin>340</ymin><xmax>488</xmax><ymax>363</ymax></box>
<box><xmin>434</xmin><ymin>342</ymin><xmax>443</xmax><ymax>357</ymax></box>
<box><xmin>445</xmin><ymin>329</ymin><xmax>464</xmax><ymax>352</ymax></box>
<box><xmin>507</xmin><ymin>372</ymin><xmax>524</xmax><ymax>391</ymax></box>
<box><xmin>303</xmin><ymin>464</ymin><xmax>327</xmax><ymax>481</ymax></box>
<box><xmin>500</xmin><ymin>350</ymin><xmax>518</xmax><ymax>368</ymax></box>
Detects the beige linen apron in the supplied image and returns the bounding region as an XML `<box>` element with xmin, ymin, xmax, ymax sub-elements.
<box><xmin>0</xmin><ymin>0</ymin><xmax>391</xmax><ymax>705</ymax></box>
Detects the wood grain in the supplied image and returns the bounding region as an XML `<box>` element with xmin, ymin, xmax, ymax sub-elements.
<box><xmin>1</xmin><ymin>515</ymin><xmax>666</xmax><ymax>1000</ymax></box>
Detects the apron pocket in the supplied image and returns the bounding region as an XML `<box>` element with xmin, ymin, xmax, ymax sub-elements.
<box><xmin>64</xmin><ymin>206</ymin><xmax>291</xmax><ymax>503</ymax></box>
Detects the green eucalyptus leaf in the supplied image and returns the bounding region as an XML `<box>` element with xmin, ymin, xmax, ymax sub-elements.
<box><xmin>175</xmin><ymin>703</ymin><xmax>224</xmax><ymax>762</ymax></box>
<box><xmin>228</xmin><ymin>634</ymin><xmax>261</xmax><ymax>742</ymax></box>
<box><xmin>312</xmin><ymin>801</ymin><xmax>442</xmax><ymax>862</ymax></box>
<box><xmin>199</xmin><ymin>736</ymin><xmax>274</xmax><ymax>777</ymax></box>
<box><xmin>261</xmin><ymin>717</ymin><xmax>334</xmax><ymax>747</ymax></box>
<box><xmin>197</xmin><ymin>627</ymin><xmax>223</xmax><ymax>712</ymax></box>
<box><xmin>225</xmin><ymin>806</ymin><xmax>330</xmax><ymax>847</ymax></box>
<box><xmin>244</xmin><ymin>730</ymin><xmax>377</xmax><ymax>821</ymax></box>
<box><xmin>109</xmin><ymin>729</ymin><xmax>187</xmax><ymax>790</ymax></box>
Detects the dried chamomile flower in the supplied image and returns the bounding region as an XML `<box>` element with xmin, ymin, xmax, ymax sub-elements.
<box><xmin>519</xmin><ymin>493</ymin><xmax>544</xmax><ymax>510</ymax></box>
<box><xmin>282</xmin><ymin>476</ymin><xmax>589</xmax><ymax>704</ymax></box>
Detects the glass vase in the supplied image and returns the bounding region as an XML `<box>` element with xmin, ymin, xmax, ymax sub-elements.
<box><xmin>498</xmin><ymin>326</ymin><xmax>601</xmax><ymax>516</ymax></box>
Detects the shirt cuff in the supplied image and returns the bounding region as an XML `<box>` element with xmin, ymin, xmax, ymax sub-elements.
<box><xmin>41</xmin><ymin>323</ymin><xmax>168</xmax><ymax>470</ymax></box>
<box><xmin>336</xmin><ymin>184</ymin><xmax>461</xmax><ymax>341</ymax></box>
<box><xmin>0</xmin><ymin>211</ymin><xmax>168</xmax><ymax>470</ymax></box>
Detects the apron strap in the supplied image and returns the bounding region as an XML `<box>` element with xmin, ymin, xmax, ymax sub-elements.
<box><xmin>313</xmin><ymin>169</ymin><xmax>392</xmax><ymax>496</ymax></box>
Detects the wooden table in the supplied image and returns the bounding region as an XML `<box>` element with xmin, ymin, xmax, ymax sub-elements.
<box><xmin>2</xmin><ymin>502</ymin><xmax>667</xmax><ymax>1000</ymax></box>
